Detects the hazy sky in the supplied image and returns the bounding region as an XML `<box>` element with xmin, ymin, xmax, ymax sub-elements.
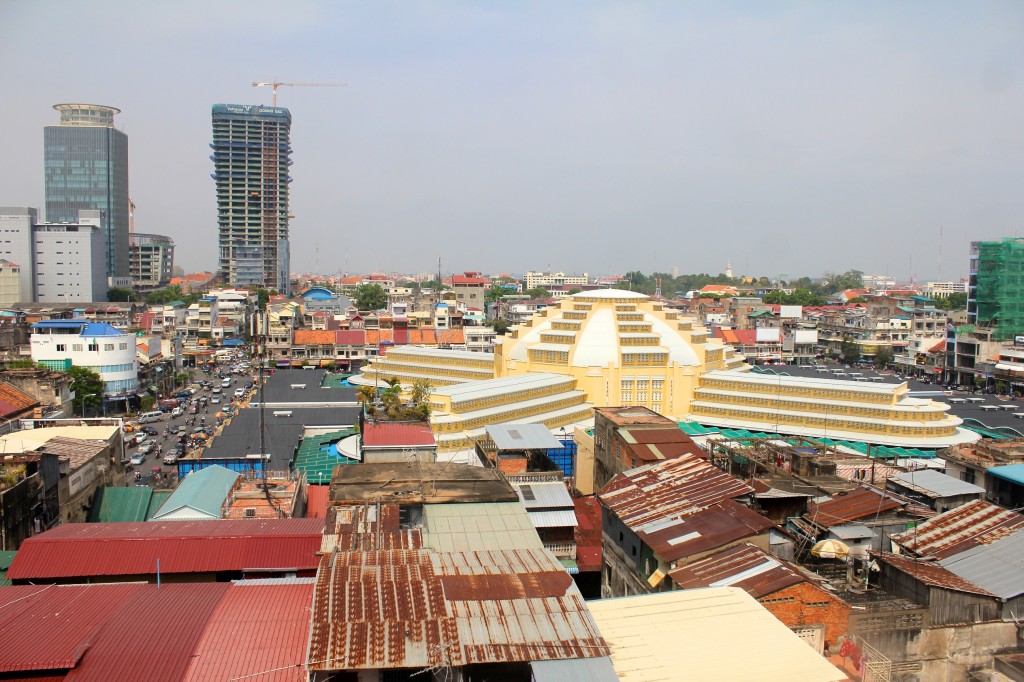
<box><xmin>3</xmin><ymin>2</ymin><xmax>1022</xmax><ymax>281</ymax></box>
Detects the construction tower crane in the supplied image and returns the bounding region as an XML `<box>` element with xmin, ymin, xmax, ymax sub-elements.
<box><xmin>251</xmin><ymin>81</ymin><xmax>346</xmax><ymax>107</ymax></box>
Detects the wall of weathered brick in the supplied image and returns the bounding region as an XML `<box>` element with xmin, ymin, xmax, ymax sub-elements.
<box><xmin>759</xmin><ymin>582</ymin><xmax>851</xmax><ymax>647</ymax></box>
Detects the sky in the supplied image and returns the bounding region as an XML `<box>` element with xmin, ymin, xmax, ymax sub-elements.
<box><xmin>2</xmin><ymin>1</ymin><xmax>1022</xmax><ymax>282</ymax></box>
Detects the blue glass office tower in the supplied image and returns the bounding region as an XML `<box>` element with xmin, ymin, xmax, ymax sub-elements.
<box><xmin>44</xmin><ymin>104</ymin><xmax>130</xmax><ymax>280</ymax></box>
<box><xmin>211</xmin><ymin>104</ymin><xmax>292</xmax><ymax>295</ymax></box>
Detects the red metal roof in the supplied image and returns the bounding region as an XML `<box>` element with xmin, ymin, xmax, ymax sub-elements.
<box><xmin>183</xmin><ymin>581</ymin><xmax>314</xmax><ymax>682</ymax></box>
<box><xmin>598</xmin><ymin>454</ymin><xmax>753</xmax><ymax>531</ymax></box>
<box><xmin>890</xmin><ymin>499</ymin><xmax>1024</xmax><ymax>559</ymax></box>
<box><xmin>573</xmin><ymin>496</ymin><xmax>602</xmax><ymax>572</ymax></box>
<box><xmin>805</xmin><ymin>486</ymin><xmax>905</xmax><ymax>528</ymax></box>
<box><xmin>668</xmin><ymin>543</ymin><xmax>807</xmax><ymax>598</ymax></box>
<box><xmin>362</xmin><ymin>422</ymin><xmax>436</xmax><ymax>448</ymax></box>
<box><xmin>8</xmin><ymin>519</ymin><xmax>325</xmax><ymax>581</ymax></box>
<box><xmin>335</xmin><ymin>329</ymin><xmax>365</xmax><ymax>345</ymax></box>
<box><xmin>0</xmin><ymin>382</ymin><xmax>39</xmax><ymax>420</ymax></box>
<box><xmin>306</xmin><ymin>485</ymin><xmax>331</xmax><ymax>520</ymax></box>
<box><xmin>0</xmin><ymin>584</ymin><xmax>143</xmax><ymax>673</ymax></box>
<box><xmin>63</xmin><ymin>583</ymin><xmax>230</xmax><ymax>682</ymax></box>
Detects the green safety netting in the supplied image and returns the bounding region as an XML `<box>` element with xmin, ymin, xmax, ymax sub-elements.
<box><xmin>976</xmin><ymin>239</ymin><xmax>1024</xmax><ymax>341</ymax></box>
<box><xmin>676</xmin><ymin>422</ymin><xmax>937</xmax><ymax>459</ymax></box>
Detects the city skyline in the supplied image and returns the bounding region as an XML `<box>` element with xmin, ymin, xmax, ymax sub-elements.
<box><xmin>3</xmin><ymin>2</ymin><xmax>1022</xmax><ymax>279</ymax></box>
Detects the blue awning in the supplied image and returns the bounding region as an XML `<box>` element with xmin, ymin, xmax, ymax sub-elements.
<box><xmin>221</xmin><ymin>339</ymin><xmax>245</xmax><ymax>347</ymax></box>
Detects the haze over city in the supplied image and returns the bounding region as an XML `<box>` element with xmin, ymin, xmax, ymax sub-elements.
<box><xmin>3</xmin><ymin>1</ymin><xmax>1022</xmax><ymax>279</ymax></box>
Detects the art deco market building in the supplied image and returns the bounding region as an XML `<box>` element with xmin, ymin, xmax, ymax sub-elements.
<box><xmin>352</xmin><ymin>290</ymin><xmax>977</xmax><ymax>455</ymax></box>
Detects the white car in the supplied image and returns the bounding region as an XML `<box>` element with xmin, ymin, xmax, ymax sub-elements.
<box><xmin>211</xmin><ymin>396</ymin><xmax>221</xmax><ymax>404</ymax></box>
<box><xmin>234</xmin><ymin>388</ymin><xmax>245</xmax><ymax>398</ymax></box>
<box><xmin>129</xmin><ymin>453</ymin><xmax>145</xmax><ymax>466</ymax></box>
<box><xmin>221</xmin><ymin>378</ymin><xmax>231</xmax><ymax>387</ymax></box>
<box><xmin>171</xmin><ymin>407</ymin><xmax>184</xmax><ymax>418</ymax></box>
<box><xmin>137</xmin><ymin>442</ymin><xmax>155</xmax><ymax>455</ymax></box>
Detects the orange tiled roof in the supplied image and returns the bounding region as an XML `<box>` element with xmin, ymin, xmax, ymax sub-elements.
<box><xmin>294</xmin><ymin>329</ymin><xmax>335</xmax><ymax>345</ymax></box>
<box><xmin>437</xmin><ymin>329</ymin><xmax>464</xmax><ymax>344</ymax></box>
<box><xmin>0</xmin><ymin>382</ymin><xmax>39</xmax><ymax>420</ymax></box>
<box><xmin>185</xmin><ymin>272</ymin><xmax>215</xmax><ymax>282</ymax></box>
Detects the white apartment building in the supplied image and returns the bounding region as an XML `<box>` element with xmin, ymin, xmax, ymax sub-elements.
<box><xmin>923</xmin><ymin>281</ymin><xmax>968</xmax><ymax>298</ymax></box>
<box><xmin>33</xmin><ymin>212</ymin><xmax>107</xmax><ymax>302</ymax></box>
<box><xmin>523</xmin><ymin>271</ymin><xmax>589</xmax><ymax>291</ymax></box>
<box><xmin>0</xmin><ymin>207</ymin><xmax>38</xmax><ymax>301</ymax></box>
<box><xmin>31</xmin><ymin>319</ymin><xmax>138</xmax><ymax>397</ymax></box>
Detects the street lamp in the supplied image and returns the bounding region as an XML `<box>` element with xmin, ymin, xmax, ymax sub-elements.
<box><xmin>79</xmin><ymin>392</ymin><xmax>95</xmax><ymax>419</ymax></box>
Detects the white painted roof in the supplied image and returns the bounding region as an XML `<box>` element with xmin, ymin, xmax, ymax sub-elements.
<box><xmin>573</xmin><ymin>289</ymin><xmax>648</xmax><ymax>299</ymax></box>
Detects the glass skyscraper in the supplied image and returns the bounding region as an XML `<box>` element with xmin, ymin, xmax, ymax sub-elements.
<box><xmin>43</xmin><ymin>104</ymin><xmax>130</xmax><ymax>280</ymax></box>
<box><xmin>211</xmin><ymin>104</ymin><xmax>292</xmax><ymax>295</ymax></box>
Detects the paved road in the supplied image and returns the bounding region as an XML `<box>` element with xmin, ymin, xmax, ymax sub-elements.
<box><xmin>125</xmin><ymin>359</ymin><xmax>261</xmax><ymax>486</ymax></box>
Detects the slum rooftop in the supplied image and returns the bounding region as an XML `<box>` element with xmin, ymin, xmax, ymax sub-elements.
<box><xmin>329</xmin><ymin>461</ymin><xmax>519</xmax><ymax>504</ymax></box>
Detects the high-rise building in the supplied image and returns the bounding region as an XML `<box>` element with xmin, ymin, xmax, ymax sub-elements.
<box><xmin>211</xmin><ymin>104</ymin><xmax>292</xmax><ymax>296</ymax></box>
<box><xmin>969</xmin><ymin>239</ymin><xmax>1024</xmax><ymax>341</ymax></box>
<box><xmin>43</xmin><ymin>104</ymin><xmax>129</xmax><ymax>281</ymax></box>
<box><xmin>129</xmin><ymin>233</ymin><xmax>175</xmax><ymax>291</ymax></box>
<box><xmin>0</xmin><ymin>207</ymin><xmax>38</xmax><ymax>300</ymax></box>
<box><xmin>33</xmin><ymin>210</ymin><xmax>107</xmax><ymax>302</ymax></box>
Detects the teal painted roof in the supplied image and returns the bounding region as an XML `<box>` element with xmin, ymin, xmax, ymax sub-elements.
<box><xmin>294</xmin><ymin>429</ymin><xmax>357</xmax><ymax>484</ymax></box>
<box><xmin>988</xmin><ymin>464</ymin><xmax>1024</xmax><ymax>487</ymax></box>
<box><xmin>676</xmin><ymin>423</ymin><xmax>936</xmax><ymax>459</ymax></box>
<box><xmin>151</xmin><ymin>465</ymin><xmax>240</xmax><ymax>520</ymax></box>
<box><xmin>87</xmin><ymin>486</ymin><xmax>154</xmax><ymax>523</ymax></box>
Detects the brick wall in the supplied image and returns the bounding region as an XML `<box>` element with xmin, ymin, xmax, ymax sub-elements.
<box><xmin>759</xmin><ymin>581</ymin><xmax>850</xmax><ymax>647</ymax></box>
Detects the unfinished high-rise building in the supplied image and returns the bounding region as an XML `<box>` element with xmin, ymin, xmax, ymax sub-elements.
<box><xmin>970</xmin><ymin>238</ymin><xmax>1024</xmax><ymax>341</ymax></box>
<box><xmin>211</xmin><ymin>104</ymin><xmax>292</xmax><ymax>295</ymax></box>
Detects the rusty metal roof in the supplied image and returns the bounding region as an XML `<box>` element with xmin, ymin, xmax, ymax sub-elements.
<box><xmin>308</xmin><ymin>502</ymin><xmax>609</xmax><ymax>675</ymax></box>
<box><xmin>668</xmin><ymin>543</ymin><xmax>807</xmax><ymax>598</ymax></box>
<box><xmin>890</xmin><ymin>499</ymin><xmax>1024</xmax><ymax>559</ymax></box>
<box><xmin>598</xmin><ymin>454</ymin><xmax>753</xmax><ymax>531</ymax></box>
<box><xmin>805</xmin><ymin>486</ymin><xmax>905</xmax><ymax>528</ymax></box>
<box><xmin>872</xmin><ymin>552</ymin><xmax>996</xmax><ymax>597</ymax></box>
<box><xmin>642</xmin><ymin>500</ymin><xmax>776</xmax><ymax>563</ymax></box>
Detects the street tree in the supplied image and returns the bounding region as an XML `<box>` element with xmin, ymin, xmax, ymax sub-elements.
<box><xmin>840</xmin><ymin>340</ymin><xmax>861</xmax><ymax>365</ymax></box>
<box><xmin>874</xmin><ymin>347</ymin><xmax>894</xmax><ymax>370</ymax></box>
<box><xmin>68</xmin><ymin>366</ymin><xmax>103</xmax><ymax>415</ymax></box>
<box><xmin>353</xmin><ymin>283</ymin><xmax>388</xmax><ymax>311</ymax></box>
<box><xmin>107</xmin><ymin>287</ymin><xmax>136</xmax><ymax>302</ymax></box>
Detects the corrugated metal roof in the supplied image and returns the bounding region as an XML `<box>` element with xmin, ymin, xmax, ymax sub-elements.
<box><xmin>987</xmin><ymin>464</ymin><xmax>1024</xmax><ymax>486</ymax></box>
<box><xmin>183</xmin><ymin>581</ymin><xmax>314</xmax><ymax>682</ymax></box>
<box><xmin>0</xmin><ymin>583</ymin><xmax>143</xmax><ymax>672</ymax></box>
<box><xmin>940</xmin><ymin>531</ymin><xmax>1024</xmax><ymax>600</ymax></box>
<box><xmin>424</xmin><ymin>502</ymin><xmax>544</xmax><ymax>552</ymax></box>
<box><xmin>640</xmin><ymin>499</ymin><xmax>775</xmax><ymax>563</ymax></box>
<box><xmin>586</xmin><ymin>587</ymin><xmax>846</xmax><ymax>682</ymax></box>
<box><xmin>514</xmin><ymin>481</ymin><xmax>574</xmax><ymax>509</ymax></box>
<box><xmin>305</xmin><ymin>484</ymin><xmax>330</xmax><ymax>519</ymax></box>
<box><xmin>598</xmin><ymin>454</ymin><xmax>753</xmax><ymax>531</ymax></box>
<box><xmin>890</xmin><ymin>499</ymin><xmax>1024</xmax><ymax>559</ymax></box>
<box><xmin>486</xmin><ymin>423</ymin><xmax>564</xmax><ymax>450</ymax></box>
<box><xmin>7</xmin><ymin>519</ymin><xmax>325</xmax><ymax>580</ymax></box>
<box><xmin>362</xmin><ymin>421</ymin><xmax>436</xmax><ymax>447</ymax></box>
<box><xmin>805</xmin><ymin>486</ymin><xmax>904</xmax><ymax>528</ymax></box>
<box><xmin>0</xmin><ymin>550</ymin><xmax>14</xmax><ymax>587</ymax></box>
<box><xmin>531</xmin><ymin>657</ymin><xmax>620</xmax><ymax>682</ymax></box>
<box><xmin>308</xmin><ymin>546</ymin><xmax>608</xmax><ymax>672</ymax></box>
<box><xmin>152</xmin><ymin>465</ymin><xmax>241</xmax><ymax>520</ymax></box>
<box><xmin>668</xmin><ymin>544</ymin><xmax>807</xmax><ymax>599</ymax></box>
<box><xmin>874</xmin><ymin>552</ymin><xmax>996</xmax><ymax>597</ymax></box>
<box><xmin>87</xmin><ymin>486</ymin><xmax>153</xmax><ymax>523</ymax></box>
<box><xmin>888</xmin><ymin>470</ymin><xmax>985</xmax><ymax>498</ymax></box>
<box><xmin>146</xmin><ymin>490</ymin><xmax>171</xmax><ymax>520</ymax></box>
<box><xmin>63</xmin><ymin>583</ymin><xmax>230</xmax><ymax>682</ymax></box>
<box><xmin>829</xmin><ymin>523</ymin><xmax>873</xmax><ymax>540</ymax></box>
<box><xmin>526</xmin><ymin>509</ymin><xmax>580</xmax><ymax>528</ymax></box>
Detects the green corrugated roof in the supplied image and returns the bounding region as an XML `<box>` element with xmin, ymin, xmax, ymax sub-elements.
<box><xmin>151</xmin><ymin>465</ymin><xmax>240</xmax><ymax>520</ymax></box>
<box><xmin>294</xmin><ymin>429</ymin><xmax>357</xmax><ymax>484</ymax></box>
<box><xmin>87</xmin><ymin>486</ymin><xmax>154</xmax><ymax>523</ymax></box>
<box><xmin>0</xmin><ymin>551</ymin><xmax>16</xmax><ymax>587</ymax></box>
<box><xmin>147</xmin><ymin>490</ymin><xmax>171</xmax><ymax>520</ymax></box>
<box><xmin>678</xmin><ymin>423</ymin><xmax>936</xmax><ymax>459</ymax></box>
